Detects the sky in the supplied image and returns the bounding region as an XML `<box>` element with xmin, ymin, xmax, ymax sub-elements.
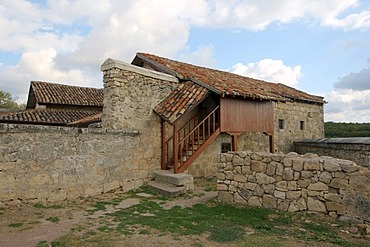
<box><xmin>0</xmin><ymin>0</ymin><xmax>370</xmax><ymax>122</ymax></box>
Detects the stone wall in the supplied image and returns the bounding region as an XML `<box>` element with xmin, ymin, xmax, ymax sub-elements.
<box><xmin>217</xmin><ymin>151</ymin><xmax>370</xmax><ymax>223</ymax></box>
<box><xmin>274</xmin><ymin>101</ymin><xmax>324</xmax><ymax>153</ymax></box>
<box><xmin>0</xmin><ymin>124</ymin><xmax>154</xmax><ymax>204</ymax></box>
<box><xmin>295</xmin><ymin>139</ymin><xmax>370</xmax><ymax>168</ymax></box>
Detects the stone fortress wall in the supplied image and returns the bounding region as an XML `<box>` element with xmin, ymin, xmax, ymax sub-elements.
<box><xmin>294</xmin><ymin>138</ymin><xmax>370</xmax><ymax>168</ymax></box>
<box><xmin>217</xmin><ymin>151</ymin><xmax>370</xmax><ymax>223</ymax></box>
<box><xmin>0</xmin><ymin>124</ymin><xmax>145</xmax><ymax>203</ymax></box>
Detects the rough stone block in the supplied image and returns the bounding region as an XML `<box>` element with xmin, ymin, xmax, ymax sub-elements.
<box><xmin>248</xmin><ymin>196</ymin><xmax>262</xmax><ymax>207</ymax></box>
<box><xmin>266</xmin><ymin>163</ymin><xmax>276</xmax><ymax>176</ymax></box>
<box><xmin>256</xmin><ymin>173</ymin><xmax>275</xmax><ymax>184</ymax></box>
<box><xmin>326</xmin><ymin>201</ymin><xmax>345</xmax><ymax>215</ymax></box>
<box><xmin>308</xmin><ymin>182</ymin><xmax>329</xmax><ymax>191</ymax></box>
<box><xmin>323</xmin><ymin>160</ymin><xmax>341</xmax><ymax>172</ymax></box>
<box><xmin>218</xmin><ymin>191</ymin><xmax>234</xmax><ymax>203</ymax></box>
<box><xmin>276</xmin><ymin>163</ymin><xmax>284</xmax><ymax>176</ymax></box>
<box><xmin>277</xmin><ymin>200</ymin><xmax>290</xmax><ymax>211</ymax></box>
<box><xmin>287</xmin><ymin>191</ymin><xmax>301</xmax><ymax>199</ymax></box>
<box><xmin>330</xmin><ymin>178</ymin><xmax>349</xmax><ymax>189</ymax></box>
<box><xmin>301</xmin><ymin>171</ymin><xmax>313</xmax><ymax>179</ymax></box>
<box><xmin>298</xmin><ymin>179</ymin><xmax>311</xmax><ymax>188</ymax></box>
<box><xmin>244</xmin><ymin>182</ymin><xmax>257</xmax><ymax>191</ymax></box>
<box><xmin>217</xmin><ymin>184</ymin><xmax>228</xmax><ymax>191</ymax></box>
<box><xmin>324</xmin><ymin>193</ymin><xmax>342</xmax><ymax>203</ymax></box>
<box><xmin>304</xmin><ymin>160</ymin><xmax>320</xmax><ymax>171</ymax></box>
<box><xmin>264</xmin><ymin>184</ymin><xmax>275</xmax><ymax>195</ymax></box>
<box><xmin>234</xmin><ymin>174</ymin><xmax>247</xmax><ymax>183</ymax></box>
<box><xmin>274</xmin><ymin>190</ymin><xmax>286</xmax><ymax>199</ymax></box>
<box><xmin>242</xmin><ymin>165</ymin><xmax>252</xmax><ymax>175</ymax></box>
<box><xmin>319</xmin><ymin>171</ymin><xmax>332</xmax><ymax>184</ymax></box>
<box><xmin>234</xmin><ymin>193</ymin><xmax>247</xmax><ymax>204</ymax></box>
<box><xmin>282</xmin><ymin>168</ymin><xmax>294</xmax><ymax>181</ymax></box>
<box><xmin>292</xmin><ymin>159</ymin><xmax>304</xmax><ymax>171</ymax></box>
<box><xmin>276</xmin><ymin>181</ymin><xmax>288</xmax><ymax>191</ymax></box>
<box><xmin>238</xmin><ymin>188</ymin><xmax>253</xmax><ymax>201</ymax></box>
<box><xmin>251</xmin><ymin>160</ymin><xmax>267</xmax><ymax>173</ymax></box>
<box><xmin>263</xmin><ymin>195</ymin><xmax>277</xmax><ymax>208</ymax></box>
<box><xmin>307</xmin><ymin>197</ymin><xmax>327</xmax><ymax>213</ymax></box>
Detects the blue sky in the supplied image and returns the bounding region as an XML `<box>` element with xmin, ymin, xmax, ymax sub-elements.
<box><xmin>1</xmin><ymin>0</ymin><xmax>370</xmax><ymax>122</ymax></box>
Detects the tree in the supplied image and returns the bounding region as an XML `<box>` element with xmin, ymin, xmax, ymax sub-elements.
<box><xmin>0</xmin><ymin>90</ymin><xmax>25</xmax><ymax>110</ymax></box>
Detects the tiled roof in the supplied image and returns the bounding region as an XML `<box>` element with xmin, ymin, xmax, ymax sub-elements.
<box><xmin>67</xmin><ymin>112</ymin><xmax>102</xmax><ymax>126</ymax></box>
<box><xmin>27</xmin><ymin>81</ymin><xmax>103</xmax><ymax>108</ymax></box>
<box><xmin>154</xmin><ymin>81</ymin><xmax>209</xmax><ymax>124</ymax></box>
<box><xmin>134</xmin><ymin>53</ymin><xmax>324</xmax><ymax>104</ymax></box>
<box><xmin>0</xmin><ymin>109</ymin><xmax>101</xmax><ymax>126</ymax></box>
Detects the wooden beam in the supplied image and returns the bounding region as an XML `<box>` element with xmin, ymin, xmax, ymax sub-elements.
<box><xmin>269</xmin><ymin>134</ymin><xmax>275</xmax><ymax>153</ymax></box>
<box><xmin>231</xmin><ymin>135</ymin><xmax>238</xmax><ymax>151</ymax></box>
<box><xmin>173</xmin><ymin>123</ymin><xmax>178</xmax><ymax>174</ymax></box>
<box><xmin>161</xmin><ymin>120</ymin><xmax>166</xmax><ymax>170</ymax></box>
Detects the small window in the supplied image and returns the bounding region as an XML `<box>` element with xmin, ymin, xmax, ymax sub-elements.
<box><xmin>221</xmin><ymin>143</ymin><xmax>232</xmax><ymax>153</ymax></box>
<box><xmin>278</xmin><ymin>119</ymin><xmax>285</xmax><ymax>130</ymax></box>
<box><xmin>300</xmin><ymin>121</ymin><xmax>305</xmax><ymax>130</ymax></box>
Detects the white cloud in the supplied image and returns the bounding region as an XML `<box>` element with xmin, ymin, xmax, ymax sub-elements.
<box><xmin>1</xmin><ymin>0</ymin><xmax>370</xmax><ymax>102</ymax></box>
<box><xmin>0</xmin><ymin>49</ymin><xmax>96</xmax><ymax>102</ymax></box>
<box><xmin>324</xmin><ymin>89</ymin><xmax>370</xmax><ymax>122</ymax></box>
<box><xmin>335</xmin><ymin>67</ymin><xmax>370</xmax><ymax>90</ymax></box>
<box><xmin>228</xmin><ymin>59</ymin><xmax>302</xmax><ymax>87</ymax></box>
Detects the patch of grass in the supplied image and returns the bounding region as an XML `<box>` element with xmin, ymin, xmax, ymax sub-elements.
<box><xmin>36</xmin><ymin>240</ymin><xmax>48</xmax><ymax>247</ymax></box>
<box><xmin>46</xmin><ymin>217</ymin><xmax>60</xmax><ymax>223</ymax></box>
<box><xmin>87</xmin><ymin>201</ymin><xmax>114</xmax><ymax>213</ymax></box>
<box><xmin>34</xmin><ymin>202</ymin><xmax>46</xmax><ymax>208</ymax></box>
<box><xmin>8</xmin><ymin>222</ymin><xmax>23</xmax><ymax>228</ymax></box>
<box><xmin>139</xmin><ymin>229</ymin><xmax>150</xmax><ymax>235</ymax></box>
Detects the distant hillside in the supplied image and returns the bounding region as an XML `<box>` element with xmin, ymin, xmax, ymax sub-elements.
<box><xmin>325</xmin><ymin>122</ymin><xmax>370</xmax><ymax>138</ymax></box>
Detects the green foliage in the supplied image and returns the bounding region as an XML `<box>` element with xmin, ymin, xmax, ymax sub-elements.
<box><xmin>0</xmin><ymin>90</ymin><xmax>25</xmax><ymax>109</ymax></box>
<box><xmin>325</xmin><ymin>122</ymin><xmax>370</xmax><ymax>137</ymax></box>
<box><xmin>7</xmin><ymin>222</ymin><xmax>23</xmax><ymax>228</ymax></box>
<box><xmin>46</xmin><ymin>217</ymin><xmax>60</xmax><ymax>223</ymax></box>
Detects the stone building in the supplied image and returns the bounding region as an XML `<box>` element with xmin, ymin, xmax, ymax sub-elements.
<box><xmin>102</xmin><ymin>53</ymin><xmax>325</xmax><ymax>174</ymax></box>
<box><xmin>0</xmin><ymin>81</ymin><xmax>103</xmax><ymax>126</ymax></box>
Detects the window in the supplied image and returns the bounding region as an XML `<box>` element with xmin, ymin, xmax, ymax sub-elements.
<box><xmin>300</xmin><ymin>121</ymin><xmax>305</xmax><ymax>130</ymax></box>
<box><xmin>221</xmin><ymin>143</ymin><xmax>232</xmax><ymax>153</ymax></box>
<box><xmin>278</xmin><ymin>119</ymin><xmax>285</xmax><ymax>130</ymax></box>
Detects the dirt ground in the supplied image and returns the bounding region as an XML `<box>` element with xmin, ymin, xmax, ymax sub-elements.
<box><xmin>0</xmin><ymin>179</ymin><xmax>369</xmax><ymax>247</ymax></box>
<box><xmin>0</xmin><ymin>181</ymin><xmax>221</xmax><ymax>247</ymax></box>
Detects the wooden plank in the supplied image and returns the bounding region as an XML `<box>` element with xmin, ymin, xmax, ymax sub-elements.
<box><xmin>161</xmin><ymin>121</ymin><xmax>166</xmax><ymax>170</ymax></box>
<box><xmin>173</xmin><ymin>123</ymin><xmax>178</xmax><ymax>173</ymax></box>
<box><xmin>269</xmin><ymin>134</ymin><xmax>275</xmax><ymax>153</ymax></box>
<box><xmin>231</xmin><ymin>135</ymin><xmax>238</xmax><ymax>151</ymax></box>
<box><xmin>220</xmin><ymin>98</ymin><xmax>274</xmax><ymax>133</ymax></box>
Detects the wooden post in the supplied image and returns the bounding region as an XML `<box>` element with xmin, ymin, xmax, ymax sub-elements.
<box><xmin>161</xmin><ymin>121</ymin><xmax>166</xmax><ymax>170</ymax></box>
<box><xmin>231</xmin><ymin>135</ymin><xmax>238</xmax><ymax>151</ymax></box>
<box><xmin>269</xmin><ymin>134</ymin><xmax>275</xmax><ymax>153</ymax></box>
<box><xmin>173</xmin><ymin>123</ymin><xmax>178</xmax><ymax>174</ymax></box>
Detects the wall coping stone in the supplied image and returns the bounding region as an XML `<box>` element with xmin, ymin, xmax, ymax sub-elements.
<box><xmin>101</xmin><ymin>58</ymin><xmax>179</xmax><ymax>83</ymax></box>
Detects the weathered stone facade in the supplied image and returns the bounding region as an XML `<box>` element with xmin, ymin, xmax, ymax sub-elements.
<box><xmin>274</xmin><ymin>101</ymin><xmax>324</xmax><ymax>153</ymax></box>
<box><xmin>0</xmin><ymin>124</ymin><xmax>149</xmax><ymax>203</ymax></box>
<box><xmin>295</xmin><ymin>139</ymin><xmax>370</xmax><ymax>168</ymax></box>
<box><xmin>217</xmin><ymin>151</ymin><xmax>370</xmax><ymax>223</ymax></box>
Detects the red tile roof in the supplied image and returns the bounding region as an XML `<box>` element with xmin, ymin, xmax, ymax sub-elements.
<box><xmin>27</xmin><ymin>81</ymin><xmax>103</xmax><ymax>108</ymax></box>
<box><xmin>134</xmin><ymin>53</ymin><xmax>324</xmax><ymax>104</ymax></box>
<box><xmin>0</xmin><ymin>109</ymin><xmax>100</xmax><ymax>126</ymax></box>
<box><xmin>67</xmin><ymin>112</ymin><xmax>102</xmax><ymax>127</ymax></box>
<box><xmin>154</xmin><ymin>81</ymin><xmax>209</xmax><ymax>124</ymax></box>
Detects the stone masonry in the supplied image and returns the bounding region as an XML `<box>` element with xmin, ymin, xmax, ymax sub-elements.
<box><xmin>218</xmin><ymin>151</ymin><xmax>370</xmax><ymax>223</ymax></box>
<box><xmin>295</xmin><ymin>138</ymin><xmax>370</xmax><ymax>168</ymax></box>
<box><xmin>0</xmin><ymin>124</ymin><xmax>148</xmax><ymax>204</ymax></box>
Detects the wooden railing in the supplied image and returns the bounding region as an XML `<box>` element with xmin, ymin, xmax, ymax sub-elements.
<box><xmin>163</xmin><ymin>106</ymin><xmax>220</xmax><ymax>173</ymax></box>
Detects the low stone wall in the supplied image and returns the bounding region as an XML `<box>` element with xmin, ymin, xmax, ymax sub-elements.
<box><xmin>217</xmin><ymin>151</ymin><xmax>370</xmax><ymax>223</ymax></box>
<box><xmin>0</xmin><ymin>124</ymin><xmax>158</xmax><ymax>204</ymax></box>
<box><xmin>295</xmin><ymin>139</ymin><xmax>370</xmax><ymax>168</ymax></box>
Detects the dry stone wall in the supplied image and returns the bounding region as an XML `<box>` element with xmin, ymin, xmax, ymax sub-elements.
<box><xmin>295</xmin><ymin>140</ymin><xmax>370</xmax><ymax>168</ymax></box>
<box><xmin>0</xmin><ymin>124</ymin><xmax>153</xmax><ymax>204</ymax></box>
<box><xmin>218</xmin><ymin>151</ymin><xmax>370</xmax><ymax>223</ymax></box>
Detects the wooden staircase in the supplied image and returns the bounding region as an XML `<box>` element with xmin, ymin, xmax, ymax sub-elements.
<box><xmin>163</xmin><ymin>106</ymin><xmax>220</xmax><ymax>173</ymax></box>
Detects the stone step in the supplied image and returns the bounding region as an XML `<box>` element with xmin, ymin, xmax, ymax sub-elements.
<box><xmin>147</xmin><ymin>181</ymin><xmax>185</xmax><ymax>197</ymax></box>
<box><xmin>152</xmin><ymin>170</ymin><xmax>194</xmax><ymax>189</ymax></box>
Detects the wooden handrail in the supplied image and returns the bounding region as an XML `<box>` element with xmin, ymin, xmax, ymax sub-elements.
<box><xmin>178</xmin><ymin>106</ymin><xmax>219</xmax><ymax>144</ymax></box>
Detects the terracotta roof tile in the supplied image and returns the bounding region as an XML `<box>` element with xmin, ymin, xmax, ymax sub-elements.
<box><xmin>28</xmin><ymin>81</ymin><xmax>103</xmax><ymax>108</ymax></box>
<box><xmin>154</xmin><ymin>81</ymin><xmax>209</xmax><ymax>124</ymax></box>
<box><xmin>0</xmin><ymin>109</ymin><xmax>101</xmax><ymax>126</ymax></box>
<box><xmin>67</xmin><ymin>112</ymin><xmax>102</xmax><ymax>126</ymax></box>
<box><xmin>135</xmin><ymin>53</ymin><xmax>324</xmax><ymax>104</ymax></box>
